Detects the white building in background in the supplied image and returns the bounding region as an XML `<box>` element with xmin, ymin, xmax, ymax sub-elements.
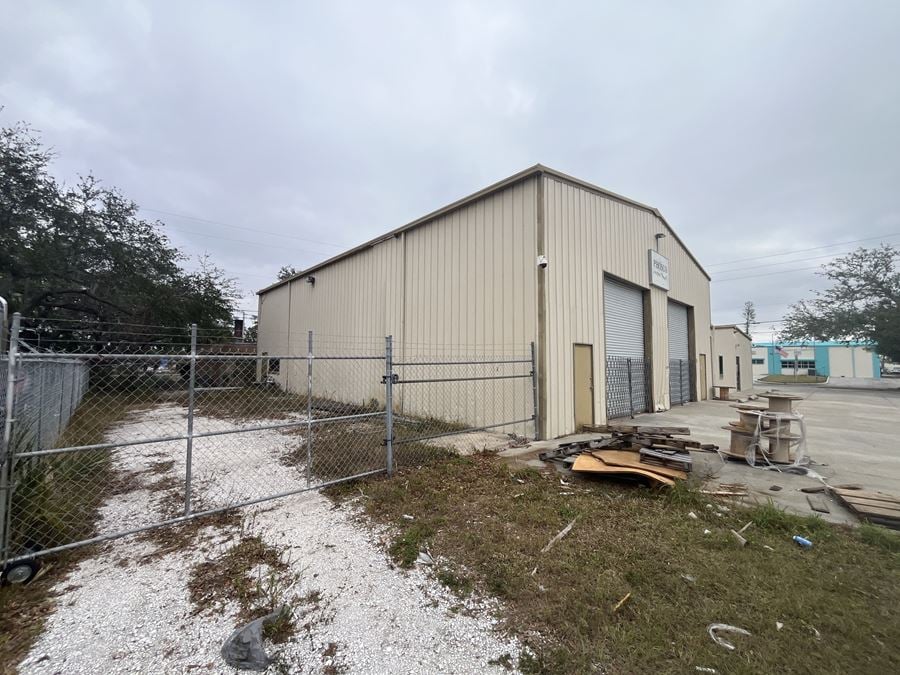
<box><xmin>713</xmin><ymin>325</ymin><xmax>753</xmax><ymax>392</ymax></box>
<box><xmin>752</xmin><ymin>341</ymin><xmax>882</xmax><ymax>379</ymax></box>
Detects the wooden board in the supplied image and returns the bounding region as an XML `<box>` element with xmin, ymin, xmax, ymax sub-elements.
<box><xmin>806</xmin><ymin>495</ymin><xmax>831</xmax><ymax>513</ymax></box>
<box><xmin>832</xmin><ymin>488</ymin><xmax>900</xmax><ymax>505</ymax></box>
<box><xmin>831</xmin><ymin>487</ymin><xmax>900</xmax><ymax>529</ymax></box>
<box><xmin>835</xmin><ymin>496</ymin><xmax>900</xmax><ymax>513</ymax></box>
<box><xmin>590</xmin><ymin>450</ymin><xmax>688</xmax><ymax>480</ymax></box>
<box><xmin>572</xmin><ymin>454</ymin><xmax>676</xmax><ymax>486</ymax></box>
<box><xmin>595</xmin><ymin>424</ymin><xmax>691</xmax><ymax>436</ymax></box>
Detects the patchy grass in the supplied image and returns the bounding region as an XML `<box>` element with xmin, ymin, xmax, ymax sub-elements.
<box><xmin>187</xmin><ymin>534</ymin><xmax>297</xmax><ymax>642</ymax></box>
<box><xmin>760</xmin><ymin>374</ymin><xmax>827</xmax><ymax>383</ymax></box>
<box><xmin>329</xmin><ymin>454</ymin><xmax>900</xmax><ymax>674</ymax></box>
<box><xmin>194</xmin><ymin>386</ymin><xmax>308</xmax><ymax>422</ymax></box>
<box><xmin>281</xmin><ymin>417</ymin><xmax>455</xmax><ymax>482</ymax></box>
<box><xmin>0</xmin><ymin>389</ymin><xmax>165</xmax><ymax>671</ymax></box>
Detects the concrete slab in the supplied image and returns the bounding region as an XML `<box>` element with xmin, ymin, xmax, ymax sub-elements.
<box><xmin>509</xmin><ymin>386</ymin><xmax>900</xmax><ymax>526</ymax></box>
<box><xmin>633</xmin><ymin>386</ymin><xmax>900</xmax><ymax>524</ymax></box>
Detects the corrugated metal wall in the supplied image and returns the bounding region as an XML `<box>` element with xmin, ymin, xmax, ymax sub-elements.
<box><xmin>256</xmin><ymin>176</ymin><xmax>539</xmax><ymax>434</ymax></box>
<box><xmin>542</xmin><ymin>175</ymin><xmax>712</xmax><ymax>437</ymax></box>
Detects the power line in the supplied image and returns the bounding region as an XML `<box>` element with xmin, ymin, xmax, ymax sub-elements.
<box><xmin>711</xmin><ymin>264</ymin><xmax>825</xmax><ymax>282</ymax></box>
<box><xmin>712</xmin><ymin>250</ymin><xmax>861</xmax><ymax>276</ymax></box>
<box><xmin>705</xmin><ymin>231</ymin><xmax>900</xmax><ymax>267</ymax></box>
<box><xmin>141</xmin><ymin>207</ymin><xmax>346</xmax><ymax>249</ymax></box>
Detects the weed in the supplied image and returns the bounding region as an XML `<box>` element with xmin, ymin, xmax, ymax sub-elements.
<box><xmin>436</xmin><ymin>567</ymin><xmax>474</xmax><ymax>597</ymax></box>
<box><xmin>388</xmin><ymin>523</ymin><xmax>434</xmax><ymax>568</ymax></box>
<box><xmin>187</xmin><ymin>533</ymin><xmax>297</xmax><ymax>642</ymax></box>
<box><xmin>488</xmin><ymin>652</ymin><xmax>514</xmax><ymax>670</ymax></box>
<box><xmin>748</xmin><ymin>500</ymin><xmax>831</xmax><ymax>538</ymax></box>
<box><xmin>858</xmin><ymin>523</ymin><xmax>900</xmax><ymax>553</ymax></box>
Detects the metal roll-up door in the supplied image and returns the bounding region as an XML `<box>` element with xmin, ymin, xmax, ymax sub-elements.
<box><xmin>603</xmin><ymin>278</ymin><xmax>649</xmax><ymax>418</ymax></box>
<box><xmin>667</xmin><ymin>301</ymin><xmax>691</xmax><ymax>404</ymax></box>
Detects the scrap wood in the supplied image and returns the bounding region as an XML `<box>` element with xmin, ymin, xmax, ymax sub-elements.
<box><xmin>831</xmin><ymin>487</ymin><xmax>900</xmax><ymax>529</ymax></box>
<box><xmin>640</xmin><ymin>446</ymin><xmax>693</xmax><ymax>473</ymax></box>
<box><xmin>806</xmin><ymin>494</ymin><xmax>831</xmax><ymax>513</ymax></box>
<box><xmin>541</xmin><ymin>518</ymin><xmax>577</xmax><ymax>553</ymax></box>
<box><xmin>590</xmin><ymin>450</ymin><xmax>688</xmax><ymax>480</ymax></box>
<box><xmin>572</xmin><ymin>454</ymin><xmax>676</xmax><ymax>486</ymax></box>
<box><xmin>585</xmin><ymin>423</ymin><xmax>691</xmax><ymax>436</ymax></box>
<box><xmin>612</xmin><ymin>592</ymin><xmax>632</xmax><ymax>613</ymax></box>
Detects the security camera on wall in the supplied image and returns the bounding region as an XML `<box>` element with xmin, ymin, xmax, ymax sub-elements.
<box><xmin>537</xmin><ymin>255</ymin><xmax>548</xmax><ymax>269</ymax></box>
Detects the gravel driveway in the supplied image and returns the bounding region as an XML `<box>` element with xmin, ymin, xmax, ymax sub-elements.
<box><xmin>17</xmin><ymin>405</ymin><xmax>519</xmax><ymax>674</ymax></box>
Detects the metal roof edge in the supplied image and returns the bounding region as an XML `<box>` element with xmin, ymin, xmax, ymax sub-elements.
<box><xmin>537</xmin><ymin>166</ymin><xmax>711</xmax><ymax>281</ymax></box>
<box><xmin>713</xmin><ymin>324</ymin><xmax>752</xmax><ymax>341</ymax></box>
<box><xmin>257</xmin><ymin>163</ymin><xmax>710</xmax><ymax>294</ymax></box>
<box><xmin>257</xmin><ymin>164</ymin><xmax>545</xmax><ymax>294</ymax></box>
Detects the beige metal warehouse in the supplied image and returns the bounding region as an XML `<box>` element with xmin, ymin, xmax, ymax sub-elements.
<box><xmin>256</xmin><ymin>164</ymin><xmax>712</xmax><ymax>439</ymax></box>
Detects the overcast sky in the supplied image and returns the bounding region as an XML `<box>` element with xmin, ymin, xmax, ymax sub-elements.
<box><xmin>3</xmin><ymin>0</ymin><xmax>899</xmax><ymax>341</ymax></box>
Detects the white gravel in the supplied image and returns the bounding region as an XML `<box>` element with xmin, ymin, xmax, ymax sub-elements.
<box><xmin>19</xmin><ymin>405</ymin><xmax>520</xmax><ymax>674</ymax></box>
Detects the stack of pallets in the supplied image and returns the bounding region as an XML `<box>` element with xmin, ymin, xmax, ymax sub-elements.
<box><xmin>831</xmin><ymin>487</ymin><xmax>900</xmax><ymax>530</ymax></box>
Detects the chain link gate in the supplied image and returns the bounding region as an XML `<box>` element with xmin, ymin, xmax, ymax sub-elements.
<box><xmin>1</xmin><ymin>314</ymin><xmax>536</xmax><ymax>576</ymax></box>
<box><xmin>605</xmin><ymin>356</ymin><xmax>652</xmax><ymax>419</ymax></box>
<box><xmin>669</xmin><ymin>358</ymin><xmax>694</xmax><ymax>406</ymax></box>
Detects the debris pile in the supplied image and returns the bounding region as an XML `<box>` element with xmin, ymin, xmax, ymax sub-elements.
<box><xmin>540</xmin><ymin>424</ymin><xmax>716</xmax><ymax>487</ymax></box>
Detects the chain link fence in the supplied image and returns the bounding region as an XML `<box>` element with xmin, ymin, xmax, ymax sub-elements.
<box><xmin>1</xmin><ymin>315</ymin><xmax>536</xmax><ymax>568</ymax></box>
<box><xmin>605</xmin><ymin>356</ymin><xmax>651</xmax><ymax>419</ymax></box>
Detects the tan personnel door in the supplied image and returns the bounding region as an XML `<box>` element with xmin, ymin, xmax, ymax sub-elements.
<box><xmin>699</xmin><ymin>354</ymin><xmax>708</xmax><ymax>400</ymax></box>
<box><xmin>574</xmin><ymin>344</ymin><xmax>594</xmax><ymax>430</ymax></box>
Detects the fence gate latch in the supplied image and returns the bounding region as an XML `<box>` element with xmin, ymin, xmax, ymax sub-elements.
<box><xmin>381</xmin><ymin>373</ymin><xmax>399</xmax><ymax>384</ymax></box>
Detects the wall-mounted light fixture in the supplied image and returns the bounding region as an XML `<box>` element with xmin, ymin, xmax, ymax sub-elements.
<box><xmin>306</xmin><ymin>275</ymin><xmax>316</xmax><ymax>286</ymax></box>
<box><xmin>654</xmin><ymin>232</ymin><xmax>667</xmax><ymax>251</ymax></box>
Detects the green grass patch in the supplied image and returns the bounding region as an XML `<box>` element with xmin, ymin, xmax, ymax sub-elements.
<box><xmin>330</xmin><ymin>454</ymin><xmax>900</xmax><ymax>674</ymax></box>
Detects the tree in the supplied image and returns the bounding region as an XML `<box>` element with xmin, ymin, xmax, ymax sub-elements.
<box><xmin>277</xmin><ymin>265</ymin><xmax>299</xmax><ymax>280</ymax></box>
<box><xmin>741</xmin><ymin>301</ymin><xmax>756</xmax><ymax>337</ymax></box>
<box><xmin>780</xmin><ymin>245</ymin><xmax>900</xmax><ymax>361</ymax></box>
<box><xmin>0</xmin><ymin>121</ymin><xmax>238</xmax><ymax>349</ymax></box>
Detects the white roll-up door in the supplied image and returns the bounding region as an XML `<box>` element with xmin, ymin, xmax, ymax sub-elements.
<box><xmin>604</xmin><ymin>278</ymin><xmax>645</xmax><ymax>357</ymax></box>
<box><xmin>667</xmin><ymin>301</ymin><xmax>691</xmax><ymax>404</ymax></box>
<box><xmin>603</xmin><ymin>277</ymin><xmax>648</xmax><ymax>417</ymax></box>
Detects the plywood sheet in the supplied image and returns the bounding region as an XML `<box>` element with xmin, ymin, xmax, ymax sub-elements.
<box><xmin>572</xmin><ymin>454</ymin><xmax>676</xmax><ymax>486</ymax></box>
<box><xmin>590</xmin><ymin>450</ymin><xmax>688</xmax><ymax>480</ymax></box>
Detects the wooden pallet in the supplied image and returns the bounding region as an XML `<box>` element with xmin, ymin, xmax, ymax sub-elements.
<box><xmin>831</xmin><ymin>488</ymin><xmax>900</xmax><ymax>530</ymax></box>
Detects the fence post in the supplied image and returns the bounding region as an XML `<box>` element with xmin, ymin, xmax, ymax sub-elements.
<box><xmin>1</xmin><ymin>313</ymin><xmax>21</xmax><ymax>562</ymax></box>
<box><xmin>530</xmin><ymin>341</ymin><xmax>540</xmax><ymax>440</ymax></box>
<box><xmin>305</xmin><ymin>330</ymin><xmax>313</xmax><ymax>488</ymax></box>
<box><xmin>626</xmin><ymin>357</ymin><xmax>634</xmax><ymax>418</ymax></box>
<box><xmin>184</xmin><ymin>324</ymin><xmax>197</xmax><ymax>516</ymax></box>
<box><xmin>385</xmin><ymin>335</ymin><xmax>394</xmax><ymax>477</ymax></box>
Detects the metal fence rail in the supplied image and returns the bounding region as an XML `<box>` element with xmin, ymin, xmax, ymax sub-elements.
<box><xmin>0</xmin><ymin>316</ymin><xmax>536</xmax><ymax>568</ymax></box>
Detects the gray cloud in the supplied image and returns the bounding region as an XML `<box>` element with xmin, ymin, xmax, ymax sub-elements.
<box><xmin>3</xmin><ymin>0</ymin><xmax>899</xmax><ymax>338</ymax></box>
